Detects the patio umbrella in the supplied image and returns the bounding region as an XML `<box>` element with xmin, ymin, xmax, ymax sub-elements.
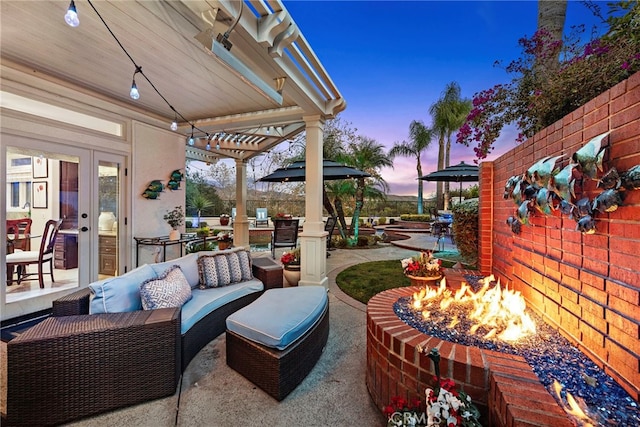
<box><xmin>419</xmin><ymin>161</ymin><xmax>479</xmax><ymax>204</ymax></box>
<box><xmin>257</xmin><ymin>159</ymin><xmax>371</xmax><ymax>182</ymax></box>
<box><xmin>258</xmin><ymin>159</ymin><xmax>371</xmax><ymax>242</ymax></box>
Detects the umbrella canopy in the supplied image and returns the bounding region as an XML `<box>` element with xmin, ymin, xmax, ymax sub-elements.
<box><xmin>419</xmin><ymin>161</ymin><xmax>479</xmax><ymax>203</ymax></box>
<box><xmin>258</xmin><ymin>160</ymin><xmax>371</xmax><ymax>182</ymax></box>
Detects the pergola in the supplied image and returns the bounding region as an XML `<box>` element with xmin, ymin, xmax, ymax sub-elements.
<box><xmin>1</xmin><ymin>1</ymin><xmax>344</xmax><ymax>291</ymax></box>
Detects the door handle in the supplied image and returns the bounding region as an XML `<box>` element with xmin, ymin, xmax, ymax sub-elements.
<box><xmin>80</xmin><ymin>226</ymin><xmax>89</xmax><ymax>232</ymax></box>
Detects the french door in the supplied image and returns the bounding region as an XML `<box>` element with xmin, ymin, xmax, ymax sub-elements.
<box><xmin>3</xmin><ymin>136</ymin><xmax>125</xmax><ymax>308</ymax></box>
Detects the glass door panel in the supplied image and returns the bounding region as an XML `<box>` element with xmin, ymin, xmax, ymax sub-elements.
<box><xmin>97</xmin><ymin>160</ymin><xmax>120</xmax><ymax>278</ymax></box>
<box><xmin>4</xmin><ymin>146</ymin><xmax>85</xmax><ymax>303</ymax></box>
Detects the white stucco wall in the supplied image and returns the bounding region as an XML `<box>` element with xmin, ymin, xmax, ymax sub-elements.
<box><xmin>132</xmin><ymin>122</ymin><xmax>186</xmax><ymax>266</ymax></box>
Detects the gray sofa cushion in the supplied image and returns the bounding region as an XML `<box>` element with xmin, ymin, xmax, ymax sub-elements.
<box><xmin>181</xmin><ymin>279</ymin><xmax>264</xmax><ymax>335</ymax></box>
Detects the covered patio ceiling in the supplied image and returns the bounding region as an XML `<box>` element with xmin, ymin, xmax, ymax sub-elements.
<box><xmin>0</xmin><ymin>0</ymin><xmax>345</xmax><ymax>162</ymax></box>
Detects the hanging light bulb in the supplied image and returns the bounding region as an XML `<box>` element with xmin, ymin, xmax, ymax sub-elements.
<box><xmin>170</xmin><ymin>116</ymin><xmax>178</xmax><ymax>131</ymax></box>
<box><xmin>215</xmin><ymin>142</ymin><xmax>220</xmax><ymax>150</ymax></box>
<box><xmin>187</xmin><ymin>125</ymin><xmax>195</xmax><ymax>146</ymax></box>
<box><xmin>206</xmin><ymin>143</ymin><xmax>211</xmax><ymax>151</ymax></box>
<box><xmin>266</xmin><ymin>126</ymin><xmax>270</xmax><ymax>135</ymax></box>
<box><xmin>64</xmin><ymin>0</ymin><xmax>79</xmax><ymax>27</ymax></box>
<box><xmin>235</xmin><ymin>135</ymin><xmax>241</xmax><ymax>146</ymax></box>
<box><xmin>129</xmin><ymin>67</ymin><xmax>141</xmax><ymax>100</ymax></box>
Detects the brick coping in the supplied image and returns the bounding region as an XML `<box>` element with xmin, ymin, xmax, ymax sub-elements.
<box><xmin>366</xmin><ymin>283</ymin><xmax>573</xmax><ymax>426</ymax></box>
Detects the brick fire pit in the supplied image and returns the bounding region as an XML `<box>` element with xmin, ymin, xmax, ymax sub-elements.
<box><xmin>366</xmin><ymin>283</ymin><xmax>574</xmax><ymax>427</ymax></box>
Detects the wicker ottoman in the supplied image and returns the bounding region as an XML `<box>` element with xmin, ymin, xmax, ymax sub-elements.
<box><xmin>225</xmin><ymin>286</ymin><xmax>329</xmax><ymax>401</ymax></box>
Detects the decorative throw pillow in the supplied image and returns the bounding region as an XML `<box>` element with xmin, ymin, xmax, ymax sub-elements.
<box><xmin>214</xmin><ymin>254</ymin><xmax>232</xmax><ymax>286</ymax></box>
<box><xmin>236</xmin><ymin>250</ymin><xmax>253</xmax><ymax>281</ymax></box>
<box><xmin>139</xmin><ymin>265</ymin><xmax>192</xmax><ymax>310</ymax></box>
<box><xmin>226</xmin><ymin>252</ymin><xmax>243</xmax><ymax>283</ymax></box>
<box><xmin>198</xmin><ymin>255</ymin><xmax>219</xmax><ymax>289</ymax></box>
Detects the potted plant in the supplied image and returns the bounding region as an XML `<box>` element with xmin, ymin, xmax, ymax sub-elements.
<box><xmin>280</xmin><ymin>247</ymin><xmax>301</xmax><ymax>286</ymax></box>
<box><xmin>163</xmin><ymin>205</ymin><xmax>184</xmax><ymax>240</ymax></box>
<box><xmin>219</xmin><ymin>213</ymin><xmax>230</xmax><ymax>226</ymax></box>
<box><xmin>216</xmin><ymin>231</ymin><xmax>233</xmax><ymax>250</ymax></box>
<box><xmin>401</xmin><ymin>250</ymin><xmax>443</xmax><ymax>287</ymax></box>
<box><xmin>196</xmin><ymin>226</ymin><xmax>210</xmax><ymax>237</ymax></box>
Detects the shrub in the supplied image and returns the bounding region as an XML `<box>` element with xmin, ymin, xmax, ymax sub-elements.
<box><xmin>400</xmin><ymin>214</ymin><xmax>431</xmax><ymax>222</ymax></box>
<box><xmin>378</xmin><ymin>216</ymin><xmax>387</xmax><ymax>225</ymax></box>
<box><xmin>199</xmin><ymin>221</ymin><xmax>208</xmax><ymax>227</ymax></box>
<box><xmin>451</xmin><ymin>199</ymin><xmax>478</xmax><ymax>266</ymax></box>
<box><xmin>357</xmin><ymin>236</ymin><xmax>369</xmax><ymax>247</ymax></box>
<box><xmin>457</xmin><ymin>1</ymin><xmax>640</xmax><ymax>160</ymax></box>
<box><xmin>185</xmin><ymin>220</ymin><xmax>193</xmax><ymax>228</ymax></box>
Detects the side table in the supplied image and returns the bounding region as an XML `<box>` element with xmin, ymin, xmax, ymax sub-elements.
<box><xmin>252</xmin><ymin>257</ymin><xmax>283</xmax><ymax>289</ymax></box>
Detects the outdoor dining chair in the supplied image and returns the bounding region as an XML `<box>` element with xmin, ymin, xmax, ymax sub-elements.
<box><xmin>271</xmin><ymin>219</ymin><xmax>299</xmax><ymax>259</ymax></box>
<box><xmin>324</xmin><ymin>216</ymin><xmax>337</xmax><ymax>256</ymax></box>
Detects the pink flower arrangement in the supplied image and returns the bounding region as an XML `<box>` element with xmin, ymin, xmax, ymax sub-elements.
<box><xmin>401</xmin><ymin>251</ymin><xmax>442</xmax><ymax>278</ymax></box>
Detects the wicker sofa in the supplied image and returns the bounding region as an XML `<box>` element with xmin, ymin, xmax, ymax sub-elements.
<box><xmin>4</xmin><ymin>249</ymin><xmax>282</xmax><ymax>427</ymax></box>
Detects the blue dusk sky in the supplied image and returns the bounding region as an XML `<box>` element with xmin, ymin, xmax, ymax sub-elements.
<box><xmin>282</xmin><ymin>0</ymin><xmax>609</xmax><ymax>196</ymax></box>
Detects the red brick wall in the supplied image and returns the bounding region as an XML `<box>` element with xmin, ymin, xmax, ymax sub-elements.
<box><xmin>479</xmin><ymin>71</ymin><xmax>640</xmax><ymax>400</ymax></box>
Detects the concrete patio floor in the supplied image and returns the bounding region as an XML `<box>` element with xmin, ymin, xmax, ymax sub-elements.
<box><xmin>2</xmin><ymin>231</ymin><xmax>449</xmax><ymax>427</ymax></box>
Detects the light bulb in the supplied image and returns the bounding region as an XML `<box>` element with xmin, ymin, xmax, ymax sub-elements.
<box><xmin>216</xmin><ymin>143</ymin><xmax>220</xmax><ymax>150</ymax></box>
<box><xmin>129</xmin><ymin>81</ymin><xmax>139</xmax><ymax>100</ymax></box>
<box><xmin>188</xmin><ymin>136</ymin><xmax>195</xmax><ymax>146</ymax></box>
<box><xmin>64</xmin><ymin>0</ymin><xmax>79</xmax><ymax>27</ymax></box>
<box><xmin>170</xmin><ymin>120</ymin><xmax>178</xmax><ymax>131</ymax></box>
<box><xmin>206</xmin><ymin>143</ymin><xmax>211</xmax><ymax>151</ymax></box>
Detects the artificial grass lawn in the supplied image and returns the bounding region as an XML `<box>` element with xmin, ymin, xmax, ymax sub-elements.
<box><xmin>336</xmin><ymin>259</ymin><xmax>457</xmax><ymax>304</ymax></box>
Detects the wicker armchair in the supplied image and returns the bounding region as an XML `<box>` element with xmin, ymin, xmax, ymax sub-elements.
<box><xmin>5</xmin><ymin>291</ymin><xmax>180</xmax><ymax>426</ymax></box>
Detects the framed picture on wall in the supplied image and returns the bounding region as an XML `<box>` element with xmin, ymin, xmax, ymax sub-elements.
<box><xmin>33</xmin><ymin>157</ymin><xmax>48</xmax><ymax>178</ymax></box>
<box><xmin>33</xmin><ymin>181</ymin><xmax>48</xmax><ymax>209</ymax></box>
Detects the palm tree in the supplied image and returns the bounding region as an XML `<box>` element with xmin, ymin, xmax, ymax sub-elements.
<box><xmin>429</xmin><ymin>82</ymin><xmax>471</xmax><ymax>210</ymax></box>
<box><xmin>340</xmin><ymin>136</ymin><xmax>391</xmax><ymax>243</ymax></box>
<box><xmin>188</xmin><ymin>191</ymin><xmax>214</xmax><ymax>227</ymax></box>
<box><xmin>536</xmin><ymin>0</ymin><xmax>567</xmax><ymax>75</ymax></box>
<box><xmin>388</xmin><ymin>120</ymin><xmax>433</xmax><ymax>214</ymax></box>
<box><xmin>324</xmin><ymin>180</ymin><xmax>353</xmax><ymax>239</ymax></box>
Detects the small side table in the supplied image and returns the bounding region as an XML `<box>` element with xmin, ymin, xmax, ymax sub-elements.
<box><xmin>252</xmin><ymin>257</ymin><xmax>283</xmax><ymax>290</ymax></box>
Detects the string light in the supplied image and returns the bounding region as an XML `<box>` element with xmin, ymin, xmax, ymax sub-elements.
<box><xmin>187</xmin><ymin>125</ymin><xmax>195</xmax><ymax>146</ymax></box>
<box><xmin>64</xmin><ymin>0</ymin><xmax>79</xmax><ymax>27</ymax></box>
<box><xmin>129</xmin><ymin>66</ymin><xmax>141</xmax><ymax>100</ymax></box>
<box><xmin>68</xmin><ymin>1</ymin><xmax>268</xmax><ymax>149</ymax></box>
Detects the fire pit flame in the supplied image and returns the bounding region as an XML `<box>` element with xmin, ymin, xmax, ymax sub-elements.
<box><xmin>553</xmin><ymin>380</ymin><xmax>597</xmax><ymax>426</ymax></box>
<box><xmin>411</xmin><ymin>274</ymin><xmax>536</xmax><ymax>342</ymax></box>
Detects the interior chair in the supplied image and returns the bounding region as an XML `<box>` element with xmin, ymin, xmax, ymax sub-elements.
<box><xmin>271</xmin><ymin>219</ymin><xmax>299</xmax><ymax>259</ymax></box>
<box><xmin>324</xmin><ymin>216</ymin><xmax>337</xmax><ymax>257</ymax></box>
<box><xmin>6</xmin><ymin>218</ymin><xmax>33</xmax><ymax>251</ymax></box>
<box><xmin>6</xmin><ymin>219</ymin><xmax>62</xmax><ymax>288</ymax></box>
<box><xmin>255</xmin><ymin>208</ymin><xmax>269</xmax><ymax>227</ymax></box>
